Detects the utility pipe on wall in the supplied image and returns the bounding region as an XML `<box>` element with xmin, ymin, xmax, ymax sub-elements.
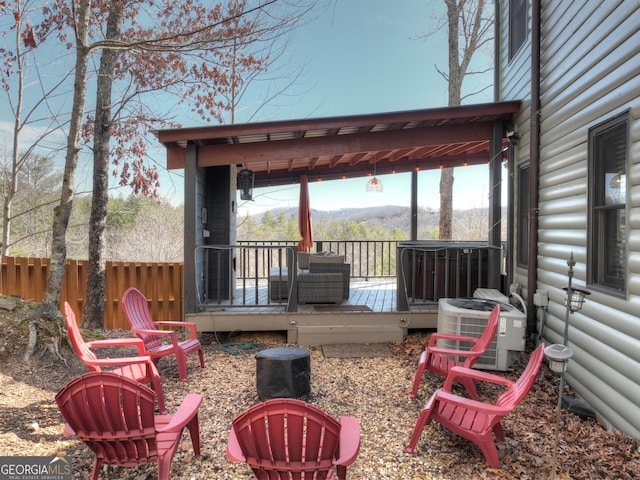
<box><xmin>527</xmin><ymin>0</ymin><xmax>542</xmax><ymax>334</ymax></box>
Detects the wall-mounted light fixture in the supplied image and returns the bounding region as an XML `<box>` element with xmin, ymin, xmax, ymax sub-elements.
<box><xmin>506</xmin><ymin>129</ymin><xmax>520</xmax><ymax>146</ymax></box>
<box><xmin>238</xmin><ymin>168</ymin><xmax>255</xmax><ymax>201</ymax></box>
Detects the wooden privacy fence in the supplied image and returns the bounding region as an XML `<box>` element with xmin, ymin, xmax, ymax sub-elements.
<box><xmin>1</xmin><ymin>256</ymin><xmax>183</xmax><ymax>330</ymax></box>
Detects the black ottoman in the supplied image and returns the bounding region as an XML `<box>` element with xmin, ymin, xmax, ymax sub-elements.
<box><xmin>256</xmin><ymin>347</ymin><xmax>311</xmax><ymax>400</ymax></box>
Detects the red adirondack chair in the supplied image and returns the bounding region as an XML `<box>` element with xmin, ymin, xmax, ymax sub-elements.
<box><xmin>406</xmin><ymin>343</ymin><xmax>546</xmax><ymax>469</ymax></box>
<box><xmin>227</xmin><ymin>398</ymin><xmax>361</xmax><ymax>480</ymax></box>
<box><xmin>63</xmin><ymin>301</ymin><xmax>166</xmax><ymax>414</ymax></box>
<box><xmin>121</xmin><ymin>287</ymin><xmax>205</xmax><ymax>381</ymax></box>
<box><xmin>410</xmin><ymin>304</ymin><xmax>501</xmax><ymax>400</ymax></box>
<box><xmin>55</xmin><ymin>371</ymin><xmax>202</xmax><ymax>480</ymax></box>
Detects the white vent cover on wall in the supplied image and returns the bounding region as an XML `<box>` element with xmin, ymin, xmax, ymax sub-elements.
<box><xmin>437</xmin><ymin>297</ymin><xmax>526</xmax><ymax>371</ymax></box>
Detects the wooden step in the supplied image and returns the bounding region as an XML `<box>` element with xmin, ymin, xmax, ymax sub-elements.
<box><xmin>295</xmin><ymin>325</ymin><xmax>404</xmax><ymax>346</ymax></box>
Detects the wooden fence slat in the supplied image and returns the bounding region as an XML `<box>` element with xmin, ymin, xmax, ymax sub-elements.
<box><xmin>1</xmin><ymin>256</ymin><xmax>183</xmax><ymax>330</ymax></box>
<box><xmin>104</xmin><ymin>261</ymin><xmax>116</xmax><ymax>330</ymax></box>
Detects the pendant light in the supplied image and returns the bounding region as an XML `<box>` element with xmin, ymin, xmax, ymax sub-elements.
<box><xmin>366</xmin><ymin>154</ymin><xmax>383</xmax><ymax>192</ymax></box>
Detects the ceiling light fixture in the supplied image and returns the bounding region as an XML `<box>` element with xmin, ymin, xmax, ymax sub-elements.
<box><xmin>366</xmin><ymin>154</ymin><xmax>383</xmax><ymax>192</ymax></box>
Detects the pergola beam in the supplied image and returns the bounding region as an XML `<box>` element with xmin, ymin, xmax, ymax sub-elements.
<box><xmin>196</xmin><ymin>123</ymin><xmax>492</xmax><ymax>168</ymax></box>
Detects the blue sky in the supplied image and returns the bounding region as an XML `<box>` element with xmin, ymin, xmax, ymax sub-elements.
<box><xmin>1</xmin><ymin>1</ymin><xmax>498</xmax><ymax>212</ymax></box>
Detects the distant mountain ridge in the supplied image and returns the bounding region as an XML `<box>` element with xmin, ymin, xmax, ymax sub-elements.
<box><xmin>250</xmin><ymin>205</ymin><xmax>496</xmax><ymax>239</ymax></box>
<box><xmin>254</xmin><ymin>205</ymin><xmax>437</xmax><ymax>230</ymax></box>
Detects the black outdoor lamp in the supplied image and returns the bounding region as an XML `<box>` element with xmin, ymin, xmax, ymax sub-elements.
<box><xmin>238</xmin><ymin>168</ymin><xmax>255</xmax><ymax>201</ymax></box>
<box><xmin>545</xmin><ymin>251</ymin><xmax>590</xmax><ymax>479</ymax></box>
<box><xmin>562</xmin><ymin>252</ymin><xmax>590</xmax><ymax>345</ymax></box>
<box><xmin>563</xmin><ymin>285</ymin><xmax>590</xmax><ymax>313</ymax></box>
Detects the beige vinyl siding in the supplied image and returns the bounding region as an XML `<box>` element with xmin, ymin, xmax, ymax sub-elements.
<box><xmin>501</xmin><ymin>0</ymin><xmax>640</xmax><ymax>437</ymax></box>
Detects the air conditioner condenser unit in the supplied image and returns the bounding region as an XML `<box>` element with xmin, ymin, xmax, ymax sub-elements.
<box><xmin>437</xmin><ymin>297</ymin><xmax>526</xmax><ymax>371</ymax></box>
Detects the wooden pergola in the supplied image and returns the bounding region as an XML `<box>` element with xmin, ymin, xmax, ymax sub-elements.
<box><xmin>155</xmin><ymin>101</ymin><xmax>521</xmax><ymax>315</ymax></box>
<box><xmin>157</xmin><ymin>101</ymin><xmax>521</xmax><ymax>187</ymax></box>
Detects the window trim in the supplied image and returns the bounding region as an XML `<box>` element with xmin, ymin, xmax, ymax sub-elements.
<box><xmin>587</xmin><ymin>111</ymin><xmax>629</xmax><ymax>296</ymax></box>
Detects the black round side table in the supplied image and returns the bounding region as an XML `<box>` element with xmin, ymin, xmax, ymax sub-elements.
<box><xmin>255</xmin><ymin>347</ymin><xmax>311</xmax><ymax>400</ymax></box>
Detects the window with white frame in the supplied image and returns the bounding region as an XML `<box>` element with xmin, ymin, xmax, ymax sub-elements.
<box><xmin>588</xmin><ymin>112</ymin><xmax>629</xmax><ymax>293</ymax></box>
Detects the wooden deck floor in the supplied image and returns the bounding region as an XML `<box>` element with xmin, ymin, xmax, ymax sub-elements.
<box><xmin>191</xmin><ymin>277</ymin><xmax>439</xmax><ymax>342</ymax></box>
<box><xmin>201</xmin><ymin>277</ymin><xmax>437</xmax><ymax>315</ymax></box>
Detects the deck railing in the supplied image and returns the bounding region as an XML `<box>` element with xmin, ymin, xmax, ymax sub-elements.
<box><xmin>237</xmin><ymin>240</ymin><xmax>398</xmax><ymax>278</ymax></box>
<box><xmin>200</xmin><ymin>240</ymin><xmax>504</xmax><ymax>312</ymax></box>
<box><xmin>395</xmin><ymin>241</ymin><xmax>505</xmax><ymax>310</ymax></box>
<box><xmin>195</xmin><ymin>244</ymin><xmax>299</xmax><ymax>312</ymax></box>
<box><xmin>2</xmin><ymin>241</ymin><xmax>505</xmax><ymax>324</ymax></box>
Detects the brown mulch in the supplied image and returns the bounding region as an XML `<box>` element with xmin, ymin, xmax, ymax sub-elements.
<box><xmin>0</xmin><ymin>297</ymin><xmax>638</xmax><ymax>479</ymax></box>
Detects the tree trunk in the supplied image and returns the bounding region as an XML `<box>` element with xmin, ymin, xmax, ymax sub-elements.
<box><xmin>83</xmin><ymin>4</ymin><xmax>124</xmax><ymax>329</ymax></box>
<box><xmin>439</xmin><ymin>0</ymin><xmax>462</xmax><ymax>240</ymax></box>
<box><xmin>3</xmin><ymin>6</ymin><xmax>25</xmax><ymax>257</ymax></box>
<box><xmin>439</xmin><ymin>167</ymin><xmax>454</xmax><ymax>239</ymax></box>
<box><xmin>26</xmin><ymin>0</ymin><xmax>93</xmax><ymax>361</ymax></box>
<box><xmin>40</xmin><ymin>0</ymin><xmax>92</xmax><ymax>320</ymax></box>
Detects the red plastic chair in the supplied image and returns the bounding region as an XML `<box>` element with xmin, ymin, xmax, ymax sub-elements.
<box><xmin>406</xmin><ymin>343</ymin><xmax>545</xmax><ymax>468</ymax></box>
<box><xmin>410</xmin><ymin>304</ymin><xmax>501</xmax><ymax>400</ymax></box>
<box><xmin>227</xmin><ymin>398</ymin><xmax>361</xmax><ymax>480</ymax></box>
<box><xmin>55</xmin><ymin>371</ymin><xmax>203</xmax><ymax>480</ymax></box>
<box><xmin>63</xmin><ymin>301</ymin><xmax>166</xmax><ymax>414</ymax></box>
<box><xmin>121</xmin><ymin>287</ymin><xmax>204</xmax><ymax>381</ymax></box>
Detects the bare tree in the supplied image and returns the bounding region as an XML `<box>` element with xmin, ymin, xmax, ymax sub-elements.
<box><xmin>82</xmin><ymin>2</ymin><xmax>124</xmax><ymax>329</ymax></box>
<box><xmin>80</xmin><ymin>0</ymin><xmax>316</xmax><ymax>328</ymax></box>
<box><xmin>0</xmin><ymin>0</ymin><xmax>71</xmax><ymax>257</ymax></box>
<box><xmin>2</xmin><ymin>154</ymin><xmax>61</xmax><ymax>256</ymax></box>
<box><xmin>17</xmin><ymin>0</ymin><xmax>94</xmax><ymax>362</ymax></box>
<box><xmin>422</xmin><ymin>0</ymin><xmax>493</xmax><ymax>239</ymax></box>
<box><xmin>107</xmin><ymin>199</ymin><xmax>184</xmax><ymax>262</ymax></box>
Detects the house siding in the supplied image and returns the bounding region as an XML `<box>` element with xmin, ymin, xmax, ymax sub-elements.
<box><xmin>499</xmin><ymin>0</ymin><xmax>640</xmax><ymax>437</ymax></box>
<box><xmin>497</xmin><ymin>0</ymin><xmax>533</xmax><ymax>292</ymax></box>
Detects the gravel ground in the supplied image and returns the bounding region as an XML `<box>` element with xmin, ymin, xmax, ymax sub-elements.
<box><xmin>1</xmin><ymin>312</ymin><xmax>639</xmax><ymax>480</ymax></box>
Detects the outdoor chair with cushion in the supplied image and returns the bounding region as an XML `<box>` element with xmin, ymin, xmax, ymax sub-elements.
<box><xmin>227</xmin><ymin>398</ymin><xmax>361</xmax><ymax>480</ymax></box>
<box><xmin>297</xmin><ymin>272</ymin><xmax>344</xmax><ymax>304</ymax></box>
<box><xmin>55</xmin><ymin>371</ymin><xmax>203</xmax><ymax>480</ymax></box>
<box><xmin>406</xmin><ymin>343</ymin><xmax>545</xmax><ymax>468</ymax></box>
<box><xmin>121</xmin><ymin>287</ymin><xmax>205</xmax><ymax>381</ymax></box>
<box><xmin>63</xmin><ymin>301</ymin><xmax>166</xmax><ymax>413</ymax></box>
<box><xmin>309</xmin><ymin>261</ymin><xmax>351</xmax><ymax>299</ymax></box>
<box><xmin>296</xmin><ymin>253</ymin><xmax>351</xmax><ymax>303</ymax></box>
<box><xmin>270</xmin><ymin>252</ymin><xmax>352</xmax><ymax>304</ymax></box>
<box><xmin>410</xmin><ymin>304</ymin><xmax>501</xmax><ymax>400</ymax></box>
